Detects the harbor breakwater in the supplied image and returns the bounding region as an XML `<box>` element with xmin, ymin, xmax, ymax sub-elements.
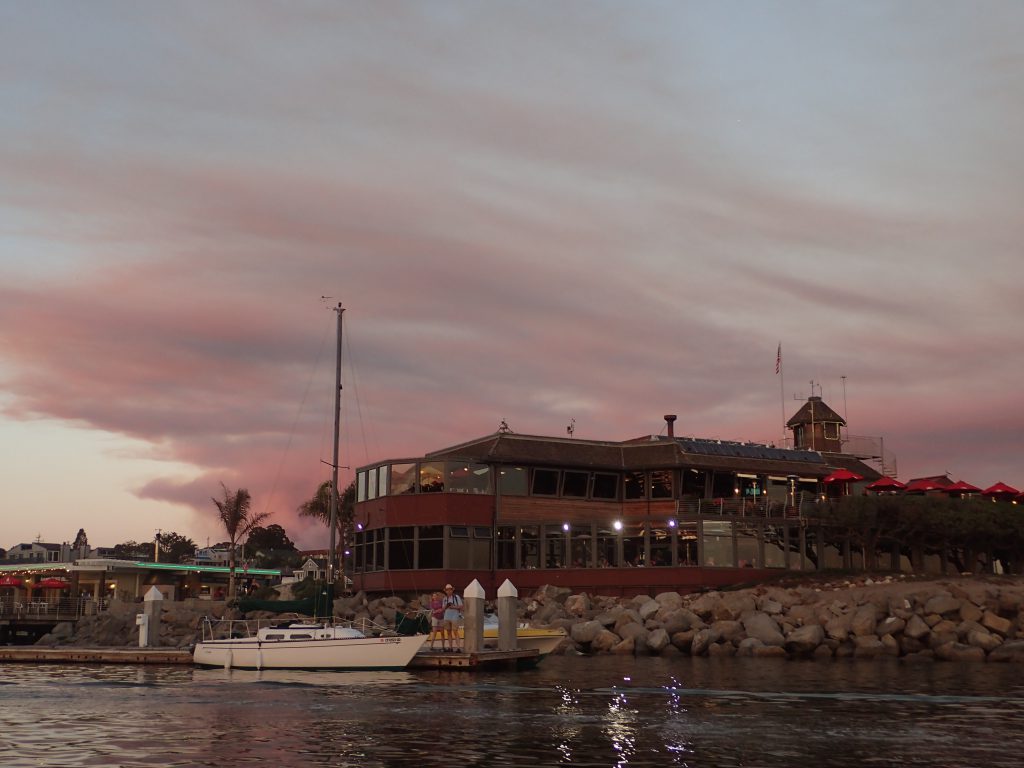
<box><xmin>31</xmin><ymin>575</ymin><xmax>1024</xmax><ymax>662</ymax></box>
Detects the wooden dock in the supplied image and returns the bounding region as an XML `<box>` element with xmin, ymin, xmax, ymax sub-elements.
<box><xmin>409</xmin><ymin>647</ymin><xmax>540</xmax><ymax>670</ymax></box>
<box><xmin>0</xmin><ymin>647</ymin><xmax>193</xmax><ymax>665</ymax></box>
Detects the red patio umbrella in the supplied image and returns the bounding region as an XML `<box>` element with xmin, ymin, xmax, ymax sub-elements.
<box><xmin>865</xmin><ymin>476</ymin><xmax>905</xmax><ymax>491</ymax></box>
<box><xmin>822</xmin><ymin>468</ymin><xmax>865</xmax><ymax>483</ymax></box>
<box><xmin>36</xmin><ymin>578</ymin><xmax>71</xmax><ymax>589</ymax></box>
<box><xmin>0</xmin><ymin>575</ymin><xmax>23</xmax><ymax>587</ymax></box>
<box><xmin>982</xmin><ymin>482</ymin><xmax>1020</xmax><ymax>500</ymax></box>
<box><xmin>903</xmin><ymin>478</ymin><xmax>946</xmax><ymax>494</ymax></box>
<box><xmin>822</xmin><ymin>467</ymin><xmax>864</xmax><ymax>497</ymax></box>
<box><xmin>943</xmin><ymin>480</ymin><xmax>981</xmax><ymax>496</ymax></box>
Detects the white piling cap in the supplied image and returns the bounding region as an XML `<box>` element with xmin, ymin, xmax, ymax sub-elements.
<box><xmin>143</xmin><ymin>586</ymin><xmax>164</xmax><ymax>602</ymax></box>
<box><xmin>497</xmin><ymin>579</ymin><xmax>518</xmax><ymax>598</ymax></box>
<box><xmin>464</xmin><ymin>579</ymin><xmax>486</xmax><ymax>599</ymax></box>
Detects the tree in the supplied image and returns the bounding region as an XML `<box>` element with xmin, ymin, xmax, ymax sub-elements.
<box><xmin>72</xmin><ymin>528</ymin><xmax>89</xmax><ymax>550</ymax></box>
<box><xmin>298</xmin><ymin>479</ymin><xmax>355</xmax><ymax>578</ymax></box>
<box><xmin>157</xmin><ymin>531</ymin><xmax>197</xmax><ymax>564</ymax></box>
<box><xmin>111</xmin><ymin>540</ymin><xmax>149</xmax><ymax>560</ymax></box>
<box><xmin>211</xmin><ymin>483</ymin><xmax>271</xmax><ymax>598</ymax></box>
<box><xmin>246</xmin><ymin>524</ymin><xmax>299</xmax><ymax>568</ymax></box>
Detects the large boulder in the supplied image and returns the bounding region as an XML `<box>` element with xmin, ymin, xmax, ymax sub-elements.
<box><xmin>904</xmin><ymin>614</ymin><xmax>931</xmax><ymax>640</ymax></box>
<box><xmin>563</xmin><ymin>593</ymin><xmax>591</xmax><ymax>617</ymax></box>
<box><xmin>923</xmin><ymin>593</ymin><xmax>962</xmax><ymax>618</ymax></box>
<box><xmin>850</xmin><ymin>605</ymin><xmax>878</xmax><ymax>637</ymax></box>
<box><xmin>689</xmin><ymin>592</ymin><xmax>722</xmax><ymax>619</ymax></box>
<box><xmin>786</xmin><ymin>624</ymin><xmax>825</xmax><ymax>655</ymax></box>
<box><xmin>647</xmin><ymin>628</ymin><xmax>671</xmax><ymax>653</ymax></box>
<box><xmin>714</xmin><ymin>593</ymin><xmax>757</xmax><ymax>621</ymax></box>
<box><xmin>981</xmin><ymin>611</ymin><xmax>1013</xmax><ymax>637</ymax></box>
<box><xmin>590</xmin><ymin>629</ymin><xmax>621</xmax><ymax>653</ymax></box>
<box><xmin>661</xmin><ymin>608</ymin><xmax>704</xmax><ymax>635</ymax></box>
<box><xmin>742</xmin><ymin>612</ymin><xmax>785</xmax><ymax>647</ymax></box>
<box><xmin>934</xmin><ymin>642</ymin><xmax>985</xmax><ymax>662</ymax></box>
<box><xmin>570</xmin><ymin>620</ymin><xmax>604</xmax><ymax>645</ymax></box>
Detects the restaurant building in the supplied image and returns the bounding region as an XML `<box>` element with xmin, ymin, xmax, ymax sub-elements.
<box><xmin>350</xmin><ymin>401</ymin><xmax>881</xmax><ymax>596</ymax></box>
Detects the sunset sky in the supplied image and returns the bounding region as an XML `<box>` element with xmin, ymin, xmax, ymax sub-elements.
<box><xmin>2</xmin><ymin>2</ymin><xmax>1022</xmax><ymax>551</ymax></box>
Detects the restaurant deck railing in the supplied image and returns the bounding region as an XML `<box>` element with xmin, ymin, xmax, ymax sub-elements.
<box><xmin>677</xmin><ymin>493</ymin><xmax>812</xmax><ymax>519</ymax></box>
<box><xmin>0</xmin><ymin>596</ymin><xmax>100</xmax><ymax>620</ymax></box>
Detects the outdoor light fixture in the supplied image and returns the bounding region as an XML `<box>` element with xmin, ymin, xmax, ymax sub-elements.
<box><xmin>562</xmin><ymin>522</ymin><xmax>570</xmax><ymax>532</ymax></box>
<box><xmin>613</xmin><ymin>520</ymin><xmax>623</xmax><ymax>531</ymax></box>
<box><xmin>668</xmin><ymin>519</ymin><xmax>677</xmax><ymax>528</ymax></box>
<box><xmin>356</xmin><ymin>523</ymin><xmax>363</xmax><ymax>531</ymax></box>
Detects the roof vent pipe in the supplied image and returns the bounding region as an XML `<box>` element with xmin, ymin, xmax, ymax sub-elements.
<box><xmin>664</xmin><ymin>414</ymin><xmax>677</xmax><ymax>438</ymax></box>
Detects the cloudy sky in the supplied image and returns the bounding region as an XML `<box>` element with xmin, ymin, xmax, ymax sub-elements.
<box><xmin>2</xmin><ymin>1</ymin><xmax>1021</xmax><ymax>551</ymax></box>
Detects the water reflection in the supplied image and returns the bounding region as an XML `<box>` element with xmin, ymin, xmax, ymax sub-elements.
<box><xmin>2</xmin><ymin>657</ymin><xmax>1024</xmax><ymax>767</ymax></box>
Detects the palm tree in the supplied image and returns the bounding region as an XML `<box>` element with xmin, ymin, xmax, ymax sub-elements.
<box><xmin>298</xmin><ymin>479</ymin><xmax>354</xmax><ymax>577</ymax></box>
<box><xmin>212</xmin><ymin>483</ymin><xmax>270</xmax><ymax>598</ymax></box>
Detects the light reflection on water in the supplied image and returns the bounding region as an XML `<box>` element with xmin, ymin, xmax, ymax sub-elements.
<box><xmin>2</xmin><ymin>657</ymin><xmax>1024</xmax><ymax>767</ymax></box>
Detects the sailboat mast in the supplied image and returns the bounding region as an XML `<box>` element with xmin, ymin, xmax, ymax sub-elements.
<box><xmin>327</xmin><ymin>303</ymin><xmax>344</xmax><ymax>585</ymax></box>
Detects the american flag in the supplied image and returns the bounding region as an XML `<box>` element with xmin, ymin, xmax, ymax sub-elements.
<box><xmin>775</xmin><ymin>343</ymin><xmax>781</xmax><ymax>375</ymax></box>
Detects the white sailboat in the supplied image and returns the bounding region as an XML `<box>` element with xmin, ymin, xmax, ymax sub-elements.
<box><xmin>193</xmin><ymin>304</ymin><xmax>427</xmax><ymax>670</ymax></box>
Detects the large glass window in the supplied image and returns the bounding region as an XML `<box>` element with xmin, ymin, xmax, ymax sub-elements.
<box><xmin>592</xmin><ymin>473</ymin><xmax>619</xmax><ymax>500</ymax></box>
<box><xmin>561</xmin><ymin>471</ymin><xmax>589</xmax><ymax>498</ymax></box>
<box><xmin>388</xmin><ymin>526</ymin><xmax>414</xmax><ymax>570</ymax></box>
<box><xmin>531</xmin><ymin>469</ymin><xmax>559</xmax><ymax>496</ymax></box>
<box><xmin>676</xmin><ymin>523</ymin><xmax>699</xmax><ymax>566</ymax></box>
<box><xmin>356</xmin><ymin>471</ymin><xmax>367</xmax><ymax>502</ymax></box>
<box><xmin>650</xmin><ymin>525</ymin><xmax>672</xmax><ymax>566</ymax></box>
<box><xmin>681</xmin><ymin>468</ymin><xmax>707</xmax><ymax>498</ymax></box>
<box><xmin>499</xmin><ymin>466</ymin><xmax>528</xmax><ymax>496</ymax></box>
<box><xmin>418</xmin><ymin>525</ymin><xmax>443</xmax><ymax>569</ymax></box>
<box><xmin>544</xmin><ymin>525</ymin><xmax>566</xmax><ymax>569</ymax></box>
<box><xmin>367</xmin><ymin>467</ymin><xmax>378</xmax><ymax>501</ymax></box>
<box><xmin>711</xmin><ymin>471</ymin><xmax>736</xmax><ymax>499</ymax></box>
<box><xmin>419</xmin><ymin>462</ymin><xmax>444</xmax><ymax>493</ymax></box>
<box><xmin>650</xmin><ymin>470</ymin><xmax>674</xmax><ymax>499</ymax></box>
<box><xmin>622</xmin><ymin>522</ymin><xmax>645</xmax><ymax>566</ymax></box>
<box><xmin>570</xmin><ymin>524</ymin><xmax>593</xmax><ymax>568</ymax></box>
<box><xmin>520</xmin><ymin>526</ymin><xmax>540</xmax><ymax>569</ymax></box>
<box><xmin>624</xmin><ymin>471</ymin><xmax>645</xmax><ymax>500</ymax></box>
<box><xmin>447</xmin><ymin>462</ymin><xmax>491</xmax><ymax>494</ymax></box>
<box><xmin>448</xmin><ymin>525</ymin><xmax>470</xmax><ymax>568</ymax></box>
<box><xmin>496</xmin><ymin>526</ymin><xmax>516</xmax><ymax>569</ymax></box>
<box><xmin>703</xmin><ymin>520</ymin><xmax>734</xmax><ymax>567</ymax></box>
<box><xmin>736</xmin><ymin>524</ymin><xmax>759</xmax><ymax>568</ymax></box>
<box><xmin>471</xmin><ymin>527</ymin><xmax>491</xmax><ymax>569</ymax></box>
<box><xmin>596</xmin><ymin>526</ymin><xmax>618</xmax><ymax>567</ymax></box>
<box><xmin>390</xmin><ymin>463</ymin><xmax>417</xmax><ymax>495</ymax></box>
<box><xmin>377</xmin><ymin>466</ymin><xmax>389</xmax><ymax>499</ymax></box>
<box><xmin>764</xmin><ymin>525</ymin><xmax>787</xmax><ymax>568</ymax></box>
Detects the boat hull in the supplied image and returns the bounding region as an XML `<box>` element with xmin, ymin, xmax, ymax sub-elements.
<box><xmin>450</xmin><ymin>627</ymin><xmax>567</xmax><ymax>657</ymax></box>
<box><xmin>193</xmin><ymin>633</ymin><xmax>427</xmax><ymax>670</ymax></box>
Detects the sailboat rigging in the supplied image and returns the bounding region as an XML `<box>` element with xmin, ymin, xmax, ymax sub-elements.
<box><xmin>192</xmin><ymin>305</ymin><xmax>428</xmax><ymax>670</ymax></box>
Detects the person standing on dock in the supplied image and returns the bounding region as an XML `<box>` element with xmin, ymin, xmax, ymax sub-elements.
<box><xmin>441</xmin><ymin>583</ymin><xmax>463</xmax><ymax>653</ymax></box>
<box><xmin>428</xmin><ymin>591</ymin><xmax>445</xmax><ymax>650</ymax></box>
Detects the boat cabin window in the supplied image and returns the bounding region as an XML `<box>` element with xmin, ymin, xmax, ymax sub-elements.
<box><xmin>288</xmin><ymin>633</ymin><xmax>313</xmax><ymax>640</ymax></box>
<box><xmin>265</xmin><ymin>633</ymin><xmax>285</xmax><ymax>640</ymax></box>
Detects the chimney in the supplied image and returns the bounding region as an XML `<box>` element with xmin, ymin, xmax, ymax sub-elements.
<box><xmin>664</xmin><ymin>414</ymin><xmax>677</xmax><ymax>438</ymax></box>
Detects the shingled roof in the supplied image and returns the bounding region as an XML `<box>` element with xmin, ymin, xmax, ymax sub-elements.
<box><xmin>786</xmin><ymin>396</ymin><xmax>846</xmax><ymax>428</ymax></box>
<box><xmin>422</xmin><ymin>431</ymin><xmax>828</xmax><ymax>476</ymax></box>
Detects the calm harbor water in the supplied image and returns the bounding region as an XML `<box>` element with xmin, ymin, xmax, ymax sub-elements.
<box><xmin>2</xmin><ymin>656</ymin><xmax>1023</xmax><ymax>767</ymax></box>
